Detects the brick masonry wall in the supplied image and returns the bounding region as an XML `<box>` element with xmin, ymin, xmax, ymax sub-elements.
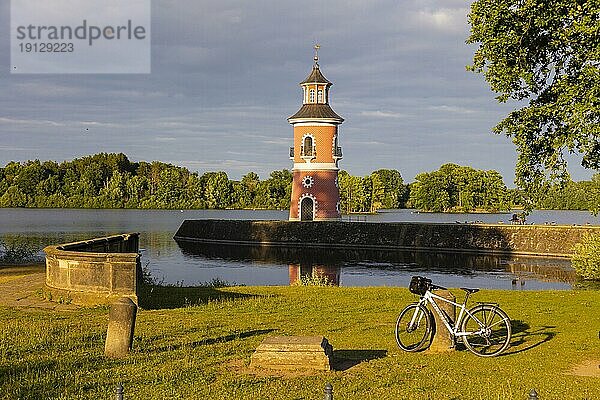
<box><xmin>174</xmin><ymin>220</ymin><xmax>600</xmax><ymax>257</ymax></box>
<box><xmin>290</xmin><ymin>170</ymin><xmax>340</xmax><ymax>220</ymax></box>
<box><xmin>293</xmin><ymin>125</ymin><xmax>337</xmax><ymax>163</ymax></box>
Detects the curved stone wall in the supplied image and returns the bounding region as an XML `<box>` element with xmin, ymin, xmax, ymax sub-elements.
<box><xmin>44</xmin><ymin>233</ymin><xmax>140</xmax><ymax>305</ymax></box>
<box><xmin>174</xmin><ymin>220</ymin><xmax>600</xmax><ymax>258</ymax></box>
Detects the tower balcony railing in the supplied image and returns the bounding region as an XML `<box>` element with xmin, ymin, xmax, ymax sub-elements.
<box><xmin>333</xmin><ymin>146</ymin><xmax>343</xmax><ymax>158</ymax></box>
<box><xmin>300</xmin><ymin>145</ymin><xmax>317</xmax><ymax>159</ymax></box>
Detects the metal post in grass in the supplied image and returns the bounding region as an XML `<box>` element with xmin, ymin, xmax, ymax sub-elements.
<box><xmin>115</xmin><ymin>383</ymin><xmax>124</xmax><ymax>400</ymax></box>
<box><xmin>528</xmin><ymin>388</ymin><xmax>538</xmax><ymax>400</ymax></box>
<box><xmin>324</xmin><ymin>382</ymin><xmax>333</xmax><ymax>400</ymax></box>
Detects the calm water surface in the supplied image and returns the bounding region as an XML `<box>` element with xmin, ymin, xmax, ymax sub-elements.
<box><xmin>1</xmin><ymin>208</ymin><xmax>596</xmax><ymax>290</ymax></box>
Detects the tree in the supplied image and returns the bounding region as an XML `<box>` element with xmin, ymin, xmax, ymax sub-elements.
<box><xmin>14</xmin><ymin>160</ymin><xmax>45</xmax><ymax>197</ymax></box>
<box><xmin>409</xmin><ymin>163</ymin><xmax>510</xmax><ymax>212</ymax></box>
<box><xmin>232</xmin><ymin>172</ymin><xmax>260</xmax><ymax>208</ymax></box>
<box><xmin>535</xmin><ymin>174</ymin><xmax>600</xmax><ymax>210</ymax></box>
<box><xmin>0</xmin><ymin>186</ymin><xmax>28</xmax><ymax>207</ymax></box>
<box><xmin>572</xmin><ymin>233</ymin><xmax>600</xmax><ymax>280</ymax></box>
<box><xmin>410</xmin><ymin>170</ymin><xmax>451</xmax><ymax>212</ymax></box>
<box><xmin>262</xmin><ymin>170</ymin><xmax>292</xmax><ymax>210</ymax></box>
<box><xmin>339</xmin><ymin>171</ymin><xmax>366</xmax><ymax>213</ymax></box>
<box><xmin>371</xmin><ymin>169</ymin><xmax>407</xmax><ymax>209</ymax></box>
<box><xmin>125</xmin><ymin>175</ymin><xmax>149</xmax><ymax>208</ymax></box>
<box><xmin>467</xmin><ymin>0</ymin><xmax>600</xmax><ymax>210</ymax></box>
<box><xmin>155</xmin><ymin>167</ymin><xmax>188</xmax><ymax>208</ymax></box>
<box><xmin>202</xmin><ymin>171</ymin><xmax>232</xmax><ymax>209</ymax></box>
<box><xmin>184</xmin><ymin>173</ymin><xmax>205</xmax><ymax>209</ymax></box>
<box><xmin>369</xmin><ymin>172</ymin><xmax>385</xmax><ymax>212</ymax></box>
<box><xmin>99</xmin><ymin>170</ymin><xmax>129</xmax><ymax>207</ymax></box>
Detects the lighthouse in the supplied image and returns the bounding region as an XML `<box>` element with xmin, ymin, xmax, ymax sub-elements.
<box><xmin>288</xmin><ymin>46</ymin><xmax>344</xmax><ymax>221</ymax></box>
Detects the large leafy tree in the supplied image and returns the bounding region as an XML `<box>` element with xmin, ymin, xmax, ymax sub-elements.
<box><xmin>371</xmin><ymin>169</ymin><xmax>407</xmax><ymax>209</ymax></box>
<box><xmin>467</xmin><ymin>0</ymin><xmax>600</xmax><ymax>209</ymax></box>
<box><xmin>409</xmin><ymin>163</ymin><xmax>510</xmax><ymax>212</ymax></box>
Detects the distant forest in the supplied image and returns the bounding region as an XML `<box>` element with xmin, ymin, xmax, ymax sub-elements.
<box><xmin>0</xmin><ymin>153</ymin><xmax>598</xmax><ymax>212</ymax></box>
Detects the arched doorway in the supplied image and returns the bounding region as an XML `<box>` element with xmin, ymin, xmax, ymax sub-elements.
<box><xmin>300</xmin><ymin>196</ymin><xmax>314</xmax><ymax>221</ymax></box>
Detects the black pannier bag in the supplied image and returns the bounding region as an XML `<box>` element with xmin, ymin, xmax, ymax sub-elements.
<box><xmin>409</xmin><ymin>276</ymin><xmax>432</xmax><ymax>296</ymax></box>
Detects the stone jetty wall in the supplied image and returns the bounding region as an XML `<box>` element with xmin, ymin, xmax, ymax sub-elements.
<box><xmin>44</xmin><ymin>233</ymin><xmax>140</xmax><ymax>305</ymax></box>
<box><xmin>174</xmin><ymin>220</ymin><xmax>600</xmax><ymax>258</ymax></box>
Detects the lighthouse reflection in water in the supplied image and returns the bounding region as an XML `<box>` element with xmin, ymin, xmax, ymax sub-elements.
<box><xmin>289</xmin><ymin>264</ymin><xmax>341</xmax><ymax>286</ymax></box>
<box><xmin>174</xmin><ymin>240</ymin><xmax>574</xmax><ymax>290</ymax></box>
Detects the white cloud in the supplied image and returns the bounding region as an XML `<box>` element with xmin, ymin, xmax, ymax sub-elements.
<box><xmin>428</xmin><ymin>105</ymin><xmax>476</xmax><ymax>114</ymax></box>
<box><xmin>0</xmin><ymin>117</ymin><xmax>65</xmax><ymax>127</ymax></box>
<box><xmin>360</xmin><ymin>110</ymin><xmax>405</xmax><ymax>119</ymax></box>
<box><xmin>412</xmin><ymin>7</ymin><xmax>469</xmax><ymax>34</ymax></box>
<box><xmin>0</xmin><ymin>146</ymin><xmax>33</xmax><ymax>151</ymax></box>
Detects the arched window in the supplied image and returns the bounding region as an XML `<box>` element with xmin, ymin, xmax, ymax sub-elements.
<box><xmin>309</xmin><ymin>89</ymin><xmax>315</xmax><ymax>103</ymax></box>
<box><xmin>302</xmin><ymin>136</ymin><xmax>314</xmax><ymax>156</ymax></box>
<box><xmin>317</xmin><ymin>90</ymin><xmax>323</xmax><ymax>103</ymax></box>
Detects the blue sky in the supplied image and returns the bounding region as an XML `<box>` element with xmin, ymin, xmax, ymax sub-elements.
<box><xmin>0</xmin><ymin>0</ymin><xmax>594</xmax><ymax>183</ymax></box>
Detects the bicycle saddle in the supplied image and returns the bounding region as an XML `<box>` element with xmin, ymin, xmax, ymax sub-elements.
<box><xmin>460</xmin><ymin>287</ymin><xmax>480</xmax><ymax>294</ymax></box>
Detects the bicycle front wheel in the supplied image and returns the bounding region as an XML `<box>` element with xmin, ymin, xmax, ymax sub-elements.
<box><xmin>395</xmin><ymin>303</ymin><xmax>432</xmax><ymax>352</ymax></box>
<box><xmin>461</xmin><ymin>304</ymin><xmax>511</xmax><ymax>357</ymax></box>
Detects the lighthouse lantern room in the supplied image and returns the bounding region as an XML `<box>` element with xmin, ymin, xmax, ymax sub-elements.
<box><xmin>288</xmin><ymin>45</ymin><xmax>344</xmax><ymax>221</ymax></box>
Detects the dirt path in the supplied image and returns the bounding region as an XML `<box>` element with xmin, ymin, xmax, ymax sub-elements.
<box><xmin>569</xmin><ymin>360</ymin><xmax>600</xmax><ymax>377</ymax></box>
<box><xmin>0</xmin><ymin>265</ymin><xmax>79</xmax><ymax>311</ymax></box>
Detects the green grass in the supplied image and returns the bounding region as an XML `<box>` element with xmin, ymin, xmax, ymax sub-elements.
<box><xmin>1</xmin><ymin>285</ymin><xmax>599</xmax><ymax>399</ymax></box>
<box><xmin>0</xmin><ymin>264</ymin><xmax>44</xmax><ymax>283</ymax></box>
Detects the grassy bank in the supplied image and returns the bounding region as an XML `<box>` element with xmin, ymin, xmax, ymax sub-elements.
<box><xmin>0</xmin><ymin>264</ymin><xmax>43</xmax><ymax>284</ymax></box>
<box><xmin>1</xmin><ymin>284</ymin><xmax>599</xmax><ymax>399</ymax></box>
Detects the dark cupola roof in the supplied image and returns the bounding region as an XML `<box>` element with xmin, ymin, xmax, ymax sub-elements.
<box><xmin>299</xmin><ymin>65</ymin><xmax>332</xmax><ymax>85</ymax></box>
<box><xmin>288</xmin><ymin>104</ymin><xmax>343</xmax><ymax>121</ymax></box>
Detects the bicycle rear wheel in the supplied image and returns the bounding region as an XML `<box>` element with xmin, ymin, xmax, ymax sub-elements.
<box><xmin>395</xmin><ymin>303</ymin><xmax>432</xmax><ymax>352</ymax></box>
<box><xmin>461</xmin><ymin>304</ymin><xmax>511</xmax><ymax>357</ymax></box>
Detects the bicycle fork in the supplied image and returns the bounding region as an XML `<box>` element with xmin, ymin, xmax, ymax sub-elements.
<box><xmin>408</xmin><ymin>302</ymin><xmax>427</xmax><ymax>332</ymax></box>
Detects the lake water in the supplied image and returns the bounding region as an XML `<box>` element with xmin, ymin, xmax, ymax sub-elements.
<box><xmin>1</xmin><ymin>208</ymin><xmax>597</xmax><ymax>290</ymax></box>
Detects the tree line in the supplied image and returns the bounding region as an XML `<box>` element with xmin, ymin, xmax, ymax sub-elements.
<box><xmin>0</xmin><ymin>153</ymin><xmax>598</xmax><ymax>212</ymax></box>
<box><xmin>0</xmin><ymin>153</ymin><xmax>292</xmax><ymax>210</ymax></box>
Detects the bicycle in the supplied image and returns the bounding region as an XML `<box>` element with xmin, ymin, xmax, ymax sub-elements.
<box><xmin>395</xmin><ymin>276</ymin><xmax>512</xmax><ymax>357</ymax></box>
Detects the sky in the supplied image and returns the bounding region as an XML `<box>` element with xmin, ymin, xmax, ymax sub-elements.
<box><xmin>0</xmin><ymin>0</ymin><xmax>594</xmax><ymax>184</ymax></box>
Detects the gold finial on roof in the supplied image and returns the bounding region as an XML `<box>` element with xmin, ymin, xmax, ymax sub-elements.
<box><xmin>314</xmin><ymin>44</ymin><xmax>320</xmax><ymax>65</ymax></box>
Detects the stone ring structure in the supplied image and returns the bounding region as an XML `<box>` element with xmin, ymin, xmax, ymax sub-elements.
<box><xmin>43</xmin><ymin>233</ymin><xmax>140</xmax><ymax>306</ymax></box>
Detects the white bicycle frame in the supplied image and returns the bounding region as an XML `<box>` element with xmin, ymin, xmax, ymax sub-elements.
<box><xmin>412</xmin><ymin>289</ymin><xmax>488</xmax><ymax>339</ymax></box>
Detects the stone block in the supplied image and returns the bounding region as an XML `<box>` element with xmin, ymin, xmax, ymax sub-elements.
<box><xmin>427</xmin><ymin>289</ymin><xmax>456</xmax><ymax>353</ymax></box>
<box><xmin>69</xmin><ymin>262</ymin><xmax>111</xmax><ymax>291</ymax></box>
<box><xmin>111</xmin><ymin>263</ymin><xmax>136</xmax><ymax>292</ymax></box>
<box><xmin>250</xmin><ymin>336</ymin><xmax>333</xmax><ymax>371</ymax></box>
<box><xmin>105</xmin><ymin>297</ymin><xmax>137</xmax><ymax>358</ymax></box>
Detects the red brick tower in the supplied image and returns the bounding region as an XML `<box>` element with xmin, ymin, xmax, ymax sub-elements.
<box><xmin>288</xmin><ymin>46</ymin><xmax>344</xmax><ymax>221</ymax></box>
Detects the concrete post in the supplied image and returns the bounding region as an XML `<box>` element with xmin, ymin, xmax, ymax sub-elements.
<box><xmin>427</xmin><ymin>289</ymin><xmax>456</xmax><ymax>353</ymax></box>
<box><xmin>115</xmin><ymin>383</ymin><xmax>124</xmax><ymax>400</ymax></box>
<box><xmin>324</xmin><ymin>383</ymin><xmax>333</xmax><ymax>400</ymax></box>
<box><xmin>105</xmin><ymin>297</ymin><xmax>137</xmax><ymax>358</ymax></box>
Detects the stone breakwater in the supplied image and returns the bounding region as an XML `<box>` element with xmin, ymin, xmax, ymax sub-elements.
<box><xmin>174</xmin><ymin>220</ymin><xmax>600</xmax><ymax>258</ymax></box>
